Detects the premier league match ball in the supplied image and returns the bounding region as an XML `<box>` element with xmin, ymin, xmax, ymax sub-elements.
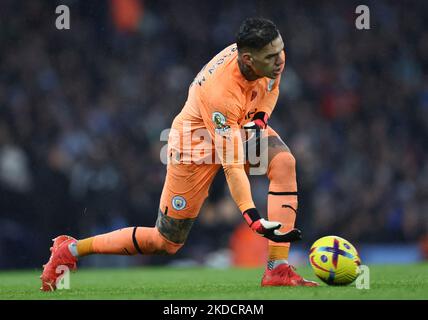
<box><xmin>309</xmin><ymin>235</ymin><xmax>362</xmax><ymax>286</ymax></box>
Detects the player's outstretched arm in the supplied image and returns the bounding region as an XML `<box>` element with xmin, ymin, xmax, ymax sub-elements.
<box><xmin>223</xmin><ymin>164</ymin><xmax>302</xmax><ymax>243</ymax></box>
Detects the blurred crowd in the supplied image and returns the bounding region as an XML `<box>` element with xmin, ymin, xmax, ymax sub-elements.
<box><xmin>0</xmin><ymin>0</ymin><xmax>427</xmax><ymax>268</ymax></box>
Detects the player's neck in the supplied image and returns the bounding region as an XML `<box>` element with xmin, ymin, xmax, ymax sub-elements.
<box><xmin>238</xmin><ymin>58</ymin><xmax>261</xmax><ymax>81</ymax></box>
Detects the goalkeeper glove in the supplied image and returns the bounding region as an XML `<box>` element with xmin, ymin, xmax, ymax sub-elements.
<box><xmin>242</xmin><ymin>208</ymin><xmax>302</xmax><ymax>243</ymax></box>
<box><xmin>243</xmin><ymin>112</ymin><xmax>269</xmax><ymax>133</ymax></box>
<box><xmin>243</xmin><ymin>112</ymin><xmax>269</xmax><ymax>146</ymax></box>
<box><xmin>246</xmin><ymin>111</ymin><xmax>269</xmax><ymax>130</ymax></box>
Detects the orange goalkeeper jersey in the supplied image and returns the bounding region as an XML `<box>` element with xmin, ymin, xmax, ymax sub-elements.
<box><xmin>170</xmin><ymin>43</ymin><xmax>283</xmax><ymax>164</ymax></box>
<box><xmin>168</xmin><ymin>43</ymin><xmax>284</xmax><ymax>212</ymax></box>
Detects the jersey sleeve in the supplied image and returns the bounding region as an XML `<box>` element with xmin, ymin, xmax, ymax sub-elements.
<box><xmin>199</xmin><ymin>89</ymin><xmax>246</xmax><ymax>166</ymax></box>
<box><xmin>199</xmin><ymin>90</ymin><xmax>256</xmax><ymax>212</ymax></box>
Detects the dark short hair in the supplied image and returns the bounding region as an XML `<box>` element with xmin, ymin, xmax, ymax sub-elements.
<box><xmin>236</xmin><ymin>18</ymin><xmax>280</xmax><ymax>51</ymax></box>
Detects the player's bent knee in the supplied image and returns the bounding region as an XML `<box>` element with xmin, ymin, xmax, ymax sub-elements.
<box><xmin>267</xmin><ymin>135</ymin><xmax>290</xmax><ymax>163</ymax></box>
<box><xmin>155</xmin><ymin>208</ymin><xmax>195</xmax><ymax>248</ymax></box>
<box><xmin>148</xmin><ymin>227</ymin><xmax>184</xmax><ymax>255</ymax></box>
<box><xmin>162</xmin><ymin>239</ymin><xmax>183</xmax><ymax>255</ymax></box>
<box><xmin>156</xmin><ymin>228</ymin><xmax>184</xmax><ymax>255</ymax></box>
<box><xmin>268</xmin><ymin>151</ymin><xmax>296</xmax><ymax>182</ymax></box>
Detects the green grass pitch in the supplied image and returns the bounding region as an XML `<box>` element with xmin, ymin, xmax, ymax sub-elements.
<box><xmin>1</xmin><ymin>263</ymin><xmax>427</xmax><ymax>299</ymax></box>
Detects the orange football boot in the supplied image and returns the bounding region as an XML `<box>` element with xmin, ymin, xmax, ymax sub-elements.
<box><xmin>40</xmin><ymin>235</ymin><xmax>78</xmax><ymax>291</ymax></box>
<box><xmin>261</xmin><ymin>264</ymin><xmax>319</xmax><ymax>287</ymax></box>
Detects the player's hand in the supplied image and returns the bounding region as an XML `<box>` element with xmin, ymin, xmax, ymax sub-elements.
<box><xmin>251</xmin><ymin>218</ymin><xmax>302</xmax><ymax>243</ymax></box>
<box><xmin>250</xmin><ymin>111</ymin><xmax>269</xmax><ymax>129</ymax></box>
<box><xmin>242</xmin><ymin>112</ymin><xmax>269</xmax><ymax>143</ymax></box>
<box><xmin>243</xmin><ymin>208</ymin><xmax>302</xmax><ymax>243</ymax></box>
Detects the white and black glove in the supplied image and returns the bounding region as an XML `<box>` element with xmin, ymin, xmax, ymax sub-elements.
<box><xmin>242</xmin><ymin>112</ymin><xmax>269</xmax><ymax>144</ymax></box>
<box><xmin>243</xmin><ymin>208</ymin><xmax>302</xmax><ymax>243</ymax></box>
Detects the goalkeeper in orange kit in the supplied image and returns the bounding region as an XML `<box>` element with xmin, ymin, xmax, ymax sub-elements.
<box><xmin>40</xmin><ymin>17</ymin><xmax>318</xmax><ymax>291</ymax></box>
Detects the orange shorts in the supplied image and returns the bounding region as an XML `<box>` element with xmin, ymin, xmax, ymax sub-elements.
<box><xmin>159</xmin><ymin>126</ymin><xmax>281</xmax><ymax>220</ymax></box>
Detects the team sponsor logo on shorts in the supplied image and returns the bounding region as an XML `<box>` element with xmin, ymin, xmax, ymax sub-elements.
<box><xmin>172</xmin><ymin>196</ymin><xmax>186</xmax><ymax>211</ymax></box>
<box><xmin>212</xmin><ymin>111</ymin><xmax>230</xmax><ymax>135</ymax></box>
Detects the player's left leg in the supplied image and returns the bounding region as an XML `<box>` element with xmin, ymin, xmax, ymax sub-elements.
<box><xmin>40</xmin><ymin>162</ymin><xmax>221</xmax><ymax>291</ymax></box>
<box><xmin>70</xmin><ymin>163</ymin><xmax>221</xmax><ymax>258</ymax></box>
<box><xmin>259</xmin><ymin>126</ymin><xmax>318</xmax><ymax>286</ymax></box>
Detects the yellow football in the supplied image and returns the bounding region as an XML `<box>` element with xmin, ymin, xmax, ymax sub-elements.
<box><xmin>309</xmin><ymin>235</ymin><xmax>361</xmax><ymax>285</ymax></box>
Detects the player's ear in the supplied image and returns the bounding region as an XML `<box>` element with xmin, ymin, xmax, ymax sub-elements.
<box><xmin>241</xmin><ymin>52</ymin><xmax>253</xmax><ymax>67</ymax></box>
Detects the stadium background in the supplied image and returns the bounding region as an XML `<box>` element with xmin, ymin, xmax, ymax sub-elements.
<box><xmin>0</xmin><ymin>0</ymin><xmax>427</xmax><ymax>270</ymax></box>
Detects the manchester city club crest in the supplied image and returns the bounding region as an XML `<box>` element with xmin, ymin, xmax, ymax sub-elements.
<box><xmin>172</xmin><ymin>196</ymin><xmax>186</xmax><ymax>211</ymax></box>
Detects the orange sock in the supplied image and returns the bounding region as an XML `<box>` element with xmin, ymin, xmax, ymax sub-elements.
<box><xmin>75</xmin><ymin>227</ymin><xmax>183</xmax><ymax>257</ymax></box>
<box><xmin>76</xmin><ymin>237</ymin><xmax>94</xmax><ymax>257</ymax></box>
<box><xmin>267</xmin><ymin>152</ymin><xmax>298</xmax><ymax>263</ymax></box>
<box><xmin>268</xmin><ymin>246</ymin><xmax>290</xmax><ymax>261</ymax></box>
